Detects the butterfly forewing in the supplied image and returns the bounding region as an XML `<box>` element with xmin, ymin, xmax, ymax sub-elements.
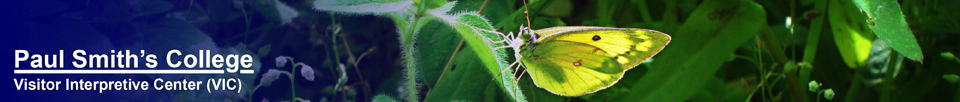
<box><xmin>520</xmin><ymin>41</ymin><xmax>624</xmax><ymax>96</ymax></box>
<box><xmin>534</xmin><ymin>26</ymin><xmax>671</xmax><ymax>69</ymax></box>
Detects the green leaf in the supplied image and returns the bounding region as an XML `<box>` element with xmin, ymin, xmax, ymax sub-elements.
<box><xmin>258</xmin><ymin>44</ymin><xmax>273</xmax><ymax>57</ymax></box>
<box><xmin>273</xmin><ymin>0</ymin><xmax>299</xmax><ymax>23</ymax></box>
<box><xmin>541</xmin><ymin>0</ymin><xmax>573</xmax><ymax>17</ymax></box>
<box><xmin>620</xmin><ymin>0</ymin><xmax>766</xmax><ymax>101</ymax></box>
<box><xmin>414</xmin><ymin>0</ymin><xmax>446</xmax><ymax>9</ymax></box>
<box><xmin>427</xmin><ymin>10</ymin><xmax>528</xmax><ymax>101</ymax></box>
<box><xmin>888</xmin><ymin>73</ymin><xmax>938</xmax><ymax>102</ymax></box>
<box><xmin>942</xmin><ymin>52</ymin><xmax>957</xmax><ymax>60</ymax></box>
<box><xmin>134</xmin><ymin>0</ymin><xmax>173</xmax><ymax>17</ymax></box>
<box><xmin>373</xmin><ymin>94</ymin><xmax>399</xmax><ymax>102</ymax></box>
<box><xmin>852</xmin><ymin>0</ymin><xmax>924</xmax><ymax>61</ymax></box>
<box><xmin>423</xmin><ymin>47</ymin><xmax>497</xmax><ymax>101</ymax></box>
<box><xmin>829</xmin><ymin>0</ymin><xmax>874</xmax><ymax>68</ymax></box>
<box><xmin>418</xmin><ymin>19</ymin><xmax>460</xmax><ymax>88</ymax></box>
<box><xmin>247</xmin><ymin>0</ymin><xmax>299</xmax><ymax>24</ymax></box>
<box><xmin>944</xmin><ymin>74</ymin><xmax>960</xmax><ymax>83</ymax></box>
<box><xmin>313</xmin><ymin>0</ymin><xmax>414</xmax><ymax>15</ymax></box>
<box><xmin>687</xmin><ymin>78</ymin><xmax>748</xmax><ymax>102</ymax></box>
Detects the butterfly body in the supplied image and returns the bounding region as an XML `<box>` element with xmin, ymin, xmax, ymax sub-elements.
<box><xmin>501</xmin><ymin>26</ymin><xmax>671</xmax><ymax>97</ymax></box>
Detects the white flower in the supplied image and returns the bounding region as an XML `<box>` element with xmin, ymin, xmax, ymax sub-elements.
<box><xmin>300</xmin><ymin>64</ymin><xmax>315</xmax><ymax>81</ymax></box>
<box><xmin>260</xmin><ymin>69</ymin><xmax>282</xmax><ymax>87</ymax></box>
<box><xmin>275</xmin><ymin>56</ymin><xmax>288</xmax><ymax>67</ymax></box>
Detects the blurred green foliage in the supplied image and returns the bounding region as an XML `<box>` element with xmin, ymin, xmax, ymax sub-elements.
<box><xmin>284</xmin><ymin>0</ymin><xmax>960</xmax><ymax>101</ymax></box>
<box><xmin>30</xmin><ymin>0</ymin><xmax>959</xmax><ymax>101</ymax></box>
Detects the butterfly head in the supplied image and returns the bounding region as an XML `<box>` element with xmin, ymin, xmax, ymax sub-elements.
<box><xmin>518</xmin><ymin>25</ymin><xmax>538</xmax><ymax>52</ymax></box>
<box><xmin>519</xmin><ymin>25</ymin><xmax>539</xmax><ymax>43</ymax></box>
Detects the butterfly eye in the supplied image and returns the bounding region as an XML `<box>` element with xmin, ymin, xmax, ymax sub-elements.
<box><xmin>526</xmin><ymin>28</ymin><xmax>539</xmax><ymax>41</ymax></box>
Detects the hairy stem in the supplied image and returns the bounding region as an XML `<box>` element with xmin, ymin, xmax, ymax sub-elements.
<box><xmin>401</xmin><ymin>4</ymin><xmax>427</xmax><ymax>101</ymax></box>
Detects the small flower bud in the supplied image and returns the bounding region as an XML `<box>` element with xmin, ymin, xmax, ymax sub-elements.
<box><xmin>260</xmin><ymin>69</ymin><xmax>282</xmax><ymax>87</ymax></box>
<box><xmin>823</xmin><ymin>89</ymin><xmax>835</xmax><ymax>100</ymax></box>
<box><xmin>275</xmin><ymin>56</ymin><xmax>289</xmax><ymax>67</ymax></box>
<box><xmin>808</xmin><ymin>81</ymin><xmax>819</xmax><ymax>92</ymax></box>
<box><xmin>301</xmin><ymin>64</ymin><xmax>315</xmax><ymax>81</ymax></box>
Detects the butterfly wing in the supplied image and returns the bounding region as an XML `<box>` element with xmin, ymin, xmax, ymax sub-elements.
<box><xmin>534</xmin><ymin>26</ymin><xmax>671</xmax><ymax>69</ymax></box>
<box><xmin>519</xmin><ymin>26</ymin><xmax>671</xmax><ymax>96</ymax></box>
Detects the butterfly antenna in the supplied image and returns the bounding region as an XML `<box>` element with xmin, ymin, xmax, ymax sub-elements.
<box><xmin>522</xmin><ymin>0</ymin><xmax>532</xmax><ymax>28</ymax></box>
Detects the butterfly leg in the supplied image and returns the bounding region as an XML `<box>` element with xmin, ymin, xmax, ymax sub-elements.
<box><xmin>490</xmin><ymin>46</ymin><xmax>514</xmax><ymax>50</ymax></box>
<box><xmin>511</xmin><ymin>63</ymin><xmax>528</xmax><ymax>101</ymax></box>
<box><xmin>488</xmin><ymin>38</ymin><xmax>509</xmax><ymax>44</ymax></box>
<box><xmin>491</xmin><ymin>60</ymin><xmax>521</xmax><ymax>81</ymax></box>
<box><xmin>511</xmin><ymin>62</ymin><xmax>526</xmax><ymax>83</ymax></box>
<box><xmin>514</xmin><ymin>66</ymin><xmax>527</xmax><ymax>85</ymax></box>
<box><xmin>507</xmin><ymin>61</ymin><xmax>526</xmax><ymax>97</ymax></box>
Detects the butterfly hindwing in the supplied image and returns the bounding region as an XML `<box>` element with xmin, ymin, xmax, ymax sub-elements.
<box><xmin>520</xmin><ymin>41</ymin><xmax>624</xmax><ymax>96</ymax></box>
<box><xmin>518</xmin><ymin>26</ymin><xmax>671</xmax><ymax>96</ymax></box>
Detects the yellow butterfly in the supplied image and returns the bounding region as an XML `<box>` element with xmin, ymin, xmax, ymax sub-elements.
<box><xmin>480</xmin><ymin>0</ymin><xmax>672</xmax><ymax>97</ymax></box>
<box><xmin>489</xmin><ymin>25</ymin><xmax>671</xmax><ymax>97</ymax></box>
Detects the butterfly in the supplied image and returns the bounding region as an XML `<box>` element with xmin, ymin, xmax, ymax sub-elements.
<box><xmin>476</xmin><ymin>0</ymin><xmax>672</xmax><ymax>97</ymax></box>
<box><xmin>487</xmin><ymin>25</ymin><xmax>672</xmax><ymax>97</ymax></box>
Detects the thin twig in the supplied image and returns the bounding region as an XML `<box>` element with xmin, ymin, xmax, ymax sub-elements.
<box><xmin>478</xmin><ymin>0</ymin><xmax>490</xmax><ymax>13</ymax></box>
<box><xmin>354</xmin><ymin>47</ymin><xmax>377</xmax><ymax>68</ymax></box>
<box><xmin>425</xmin><ymin>39</ymin><xmax>465</xmax><ymax>100</ymax></box>
<box><xmin>339</xmin><ymin>35</ymin><xmax>364</xmax><ymax>81</ymax></box>
<box><xmin>439</xmin><ymin>39</ymin><xmax>465</xmax><ymax>81</ymax></box>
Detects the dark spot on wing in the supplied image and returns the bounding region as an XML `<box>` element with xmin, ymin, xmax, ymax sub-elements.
<box><xmin>573</xmin><ymin>60</ymin><xmax>583</xmax><ymax>66</ymax></box>
<box><xmin>592</xmin><ymin>35</ymin><xmax>601</xmax><ymax>41</ymax></box>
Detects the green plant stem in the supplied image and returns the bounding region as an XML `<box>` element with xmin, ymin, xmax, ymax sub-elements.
<box><xmin>249</xmin><ymin>84</ymin><xmax>262</xmax><ymax>97</ymax></box>
<box><xmin>403</xmin><ymin>44</ymin><xmax>418</xmax><ymax>102</ymax></box>
<box><xmin>329</xmin><ymin>21</ymin><xmax>345</xmax><ymax>102</ymax></box>
<box><xmin>879</xmin><ymin>55</ymin><xmax>903</xmax><ymax>102</ymax></box>
<box><xmin>399</xmin><ymin>2</ymin><xmax>430</xmax><ymax>101</ymax></box>
<box><xmin>844</xmin><ymin>75</ymin><xmax>863</xmax><ymax>102</ymax></box>
<box><xmin>402</xmin><ymin>22</ymin><xmax>418</xmax><ymax>102</ymax></box>
<box><xmin>955</xmin><ymin>84</ymin><xmax>960</xmax><ymax>102</ymax></box>
<box><xmin>816</xmin><ymin>90</ymin><xmax>823</xmax><ymax>102</ymax></box>
<box><xmin>796</xmin><ymin>0</ymin><xmax>828</xmax><ymax>101</ymax></box>
<box><xmin>288</xmin><ymin>66</ymin><xmax>297</xmax><ymax>102</ymax></box>
<box><xmin>802</xmin><ymin>0</ymin><xmax>827</xmax><ymax>68</ymax></box>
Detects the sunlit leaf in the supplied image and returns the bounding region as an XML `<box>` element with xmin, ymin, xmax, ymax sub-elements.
<box><xmin>313</xmin><ymin>0</ymin><xmax>414</xmax><ymax>15</ymax></box>
<box><xmin>852</xmin><ymin>0</ymin><xmax>924</xmax><ymax>61</ymax></box>
<box><xmin>829</xmin><ymin>0</ymin><xmax>874</xmax><ymax>68</ymax></box>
